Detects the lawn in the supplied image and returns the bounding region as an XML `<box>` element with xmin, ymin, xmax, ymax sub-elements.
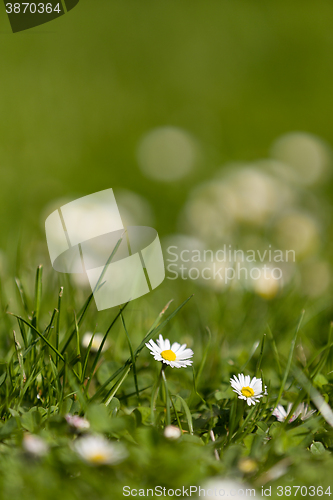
<box><xmin>1</xmin><ymin>1</ymin><xmax>333</xmax><ymax>499</ymax></box>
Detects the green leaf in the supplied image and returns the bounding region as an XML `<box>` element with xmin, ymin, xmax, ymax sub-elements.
<box><xmin>0</xmin><ymin>371</ymin><xmax>7</xmax><ymax>388</ymax></box>
<box><xmin>85</xmin><ymin>404</ymin><xmax>111</xmax><ymax>433</ymax></box>
<box><xmin>21</xmin><ymin>409</ymin><xmax>42</xmax><ymax>433</ymax></box>
<box><xmin>135</xmin><ymin>406</ymin><xmax>151</xmax><ymax>424</ymax></box>
<box><xmin>181</xmin><ymin>434</ymin><xmax>204</xmax><ymax>445</ymax></box>
<box><xmin>0</xmin><ymin>418</ymin><xmax>17</xmax><ymax>439</ymax></box>
<box><xmin>215</xmin><ymin>389</ymin><xmax>233</xmax><ymax>400</ymax></box>
<box><xmin>172</xmin><ymin>394</ymin><xmax>193</xmax><ymax>435</ymax></box>
<box><xmin>310</xmin><ymin>441</ymin><xmax>326</xmax><ymax>455</ymax></box>
<box><xmin>313</xmin><ymin>373</ymin><xmax>328</xmax><ymax>388</ymax></box>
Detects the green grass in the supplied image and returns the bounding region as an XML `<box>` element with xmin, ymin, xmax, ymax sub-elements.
<box><xmin>0</xmin><ymin>261</ymin><xmax>331</xmax><ymax>499</ymax></box>
<box><xmin>1</xmin><ymin>2</ymin><xmax>333</xmax><ymax>498</ymax></box>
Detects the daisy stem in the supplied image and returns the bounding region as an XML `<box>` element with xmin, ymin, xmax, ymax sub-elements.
<box><xmin>150</xmin><ymin>367</ymin><xmax>163</xmax><ymax>424</ymax></box>
<box><xmin>170</xmin><ymin>397</ymin><xmax>183</xmax><ymax>432</ymax></box>
<box><xmin>161</xmin><ymin>366</ymin><xmax>171</xmax><ymax>427</ymax></box>
<box><xmin>237</xmin><ymin>399</ymin><xmax>245</xmax><ymax>428</ymax></box>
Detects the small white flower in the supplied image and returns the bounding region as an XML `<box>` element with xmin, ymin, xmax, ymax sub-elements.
<box><xmin>73</xmin><ymin>435</ymin><xmax>127</xmax><ymax>465</ymax></box>
<box><xmin>65</xmin><ymin>414</ymin><xmax>90</xmax><ymax>431</ymax></box>
<box><xmin>230</xmin><ymin>373</ymin><xmax>267</xmax><ymax>406</ymax></box>
<box><xmin>164</xmin><ymin>425</ymin><xmax>182</xmax><ymax>440</ymax></box>
<box><xmin>145</xmin><ymin>334</ymin><xmax>193</xmax><ymax>368</ymax></box>
<box><xmin>273</xmin><ymin>403</ymin><xmax>316</xmax><ymax>423</ymax></box>
<box><xmin>23</xmin><ymin>434</ymin><xmax>49</xmax><ymax>457</ymax></box>
<box><xmin>82</xmin><ymin>332</ymin><xmax>108</xmax><ymax>353</ymax></box>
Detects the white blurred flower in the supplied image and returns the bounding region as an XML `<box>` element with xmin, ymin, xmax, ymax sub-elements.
<box><xmin>73</xmin><ymin>435</ymin><xmax>127</xmax><ymax>465</ymax></box>
<box><xmin>145</xmin><ymin>334</ymin><xmax>193</xmax><ymax>368</ymax></box>
<box><xmin>23</xmin><ymin>434</ymin><xmax>49</xmax><ymax>457</ymax></box>
<box><xmin>180</xmin><ymin>165</ymin><xmax>294</xmax><ymax>245</ymax></box>
<box><xmin>273</xmin><ymin>211</ymin><xmax>320</xmax><ymax>259</ymax></box>
<box><xmin>251</xmin><ymin>266</ymin><xmax>281</xmax><ymax>299</ymax></box>
<box><xmin>137</xmin><ymin>126</ymin><xmax>199</xmax><ymax>182</ymax></box>
<box><xmin>164</xmin><ymin>425</ymin><xmax>182</xmax><ymax>440</ymax></box>
<box><xmin>114</xmin><ymin>189</ymin><xmax>155</xmax><ymax>227</ymax></box>
<box><xmin>82</xmin><ymin>332</ymin><xmax>108</xmax><ymax>352</ymax></box>
<box><xmin>238</xmin><ymin>457</ymin><xmax>258</xmax><ymax>474</ymax></box>
<box><xmin>271</xmin><ymin>132</ymin><xmax>332</xmax><ymax>186</ymax></box>
<box><xmin>230</xmin><ymin>374</ymin><xmax>267</xmax><ymax>406</ymax></box>
<box><xmin>65</xmin><ymin>414</ymin><xmax>90</xmax><ymax>431</ymax></box>
<box><xmin>179</xmin><ymin>181</ymin><xmax>236</xmax><ymax>243</ymax></box>
<box><xmin>273</xmin><ymin>403</ymin><xmax>316</xmax><ymax>423</ymax></box>
<box><xmin>222</xmin><ymin>167</ymin><xmax>291</xmax><ymax>226</ymax></box>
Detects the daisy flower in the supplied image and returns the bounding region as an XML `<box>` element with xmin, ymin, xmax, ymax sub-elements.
<box><xmin>23</xmin><ymin>434</ymin><xmax>49</xmax><ymax>457</ymax></box>
<box><xmin>65</xmin><ymin>414</ymin><xmax>90</xmax><ymax>431</ymax></box>
<box><xmin>164</xmin><ymin>425</ymin><xmax>182</xmax><ymax>440</ymax></box>
<box><xmin>230</xmin><ymin>373</ymin><xmax>267</xmax><ymax>406</ymax></box>
<box><xmin>273</xmin><ymin>403</ymin><xmax>316</xmax><ymax>423</ymax></box>
<box><xmin>145</xmin><ymin>334</ymin><xmax>193</xmax><ymax>368</ymax></box>
<box><xmin>73</xmin><ymin>435</ymin><xmax>127</xmax><ymax>465</ymax></box>
<box><xmin>82</xmin><ymin>332</ymin><xmax>108</xmax><ymax>352</ymax></box>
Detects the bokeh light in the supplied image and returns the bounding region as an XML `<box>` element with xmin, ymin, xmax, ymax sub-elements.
<box><xmin>137</xmin><ymin>126</ymin><xmax>199</xmax><ymax>182</ymax></box>
<box><xmin>272</xmin><ymin>210</ymin><xmax>320</xmax><ymax>260</ymax></box>
<box><xmin>271</xmin><ymin>132</ymin><xmax>332</xmax><ymax>186</ymax></box>
<box><xmin>114</xmin><ymin>189</ymin><xmax>155</xmax><ymax>227</ymax></box>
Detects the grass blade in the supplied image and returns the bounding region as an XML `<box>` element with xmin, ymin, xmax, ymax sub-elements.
<box><xmin>121</xmin><ymin>312</ymin><xmax>139</xmax><ymax>399</ymax></box>
<box><xmin>161</xmin><ymin>368</ymin><xmax>171</xmax><ymax>426</ymax></box>
<box><xmin>55</xmin><ymin>287</ymin><xmax>63</xmax><ymax>365</ymax></box>
<box><xmin>32</xmin><ymin>265</ymin><xmax>43</xmax><ymax>330</ymax></box>
<box><xmin>84</xmin><ymin>303</ymin><xmax>128</xmax><ymax>396</ymax></box>
<box><xmin>9</xmin><ymin>314</ymin><xmax>64</xmax><ymax>362</ymax></box>
<box><xmin>273</xmin><ymin>310</ymin><xmax>305</xmax><ymax>412</ymax></box>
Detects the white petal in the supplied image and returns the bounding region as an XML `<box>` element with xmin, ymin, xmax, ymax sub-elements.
<box><xmin>230</xmin><ymin>379</ymin><xmax>241</xmax><ymax>391</ymax></box>
<box><xmin>230</xmin><ymin>375</ymin><xmax>244</xmax><ymax>390</ymax></box>
<box><xmin>164</xmin><ymin>338</ymin><xmax>171</xmax><ymax>350</ymax></box>
<box><xmin>146</xmin><ymin>339</ymin><xmax>158</xmax><ymax>351</ymax></box>
<box><xmin>156</xmin><ymin>334</ymin><xmax>164</xmax><ymax>350</ymax></box>
<box><xmin>174</xmin><ymin>344</ymin><xmax>187</xmax><ymax>355</ymax></box>
<box><xmin>171</xmin><ymin>361</ymin><xmax>182</xmax><ymax>368</ymax></box>
<box><xmin>176</xmin><ymin>349</ymin><xmax>193</xmax><ymax>360</ymax></box>
<box><xmin>252</xmin><ymin>380</ymin><xmax>263</xmax><ymax>395</ymax></box>
<box><xmin>171</xmin><ymin>342</ymin><xmax>181</xmax><ymax>352</ymax></box>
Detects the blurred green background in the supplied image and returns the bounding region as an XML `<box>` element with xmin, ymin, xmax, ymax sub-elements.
<box><xmin>1</xmin><ymin>0</ymin><xmax>333</xmax><ymax>259</ymax></box>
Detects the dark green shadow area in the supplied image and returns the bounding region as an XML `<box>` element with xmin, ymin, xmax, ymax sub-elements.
<box><xmin>64</xmin><ymin>0</ymin><xmax>79</xmax><ymax>12</ymax></box>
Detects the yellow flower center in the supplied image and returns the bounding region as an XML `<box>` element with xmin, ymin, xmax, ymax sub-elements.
<box><xmin>161</xmin><ymin>349</ymin><xmax>176</xmax><ymax>361</ymax></box>
<box><xmin>92</xmin><ymin>339</ymin><xmax>100</xmax><ymax>350</ymax></box>
<box><xmin>90</xmin><ymin>452</ymin><xmax>108</xmax><ymax>464</ymax></box>
<box><xmin>241</xmin><ymin>386</ymin><xmax>255</xmax><ymax>398</ymax></box>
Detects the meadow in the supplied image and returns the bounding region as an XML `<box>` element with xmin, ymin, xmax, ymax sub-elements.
<box><xmin>1</xmin><ymin>1</ymin><xmax>333</xmax><ymax>499</ymax></box>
